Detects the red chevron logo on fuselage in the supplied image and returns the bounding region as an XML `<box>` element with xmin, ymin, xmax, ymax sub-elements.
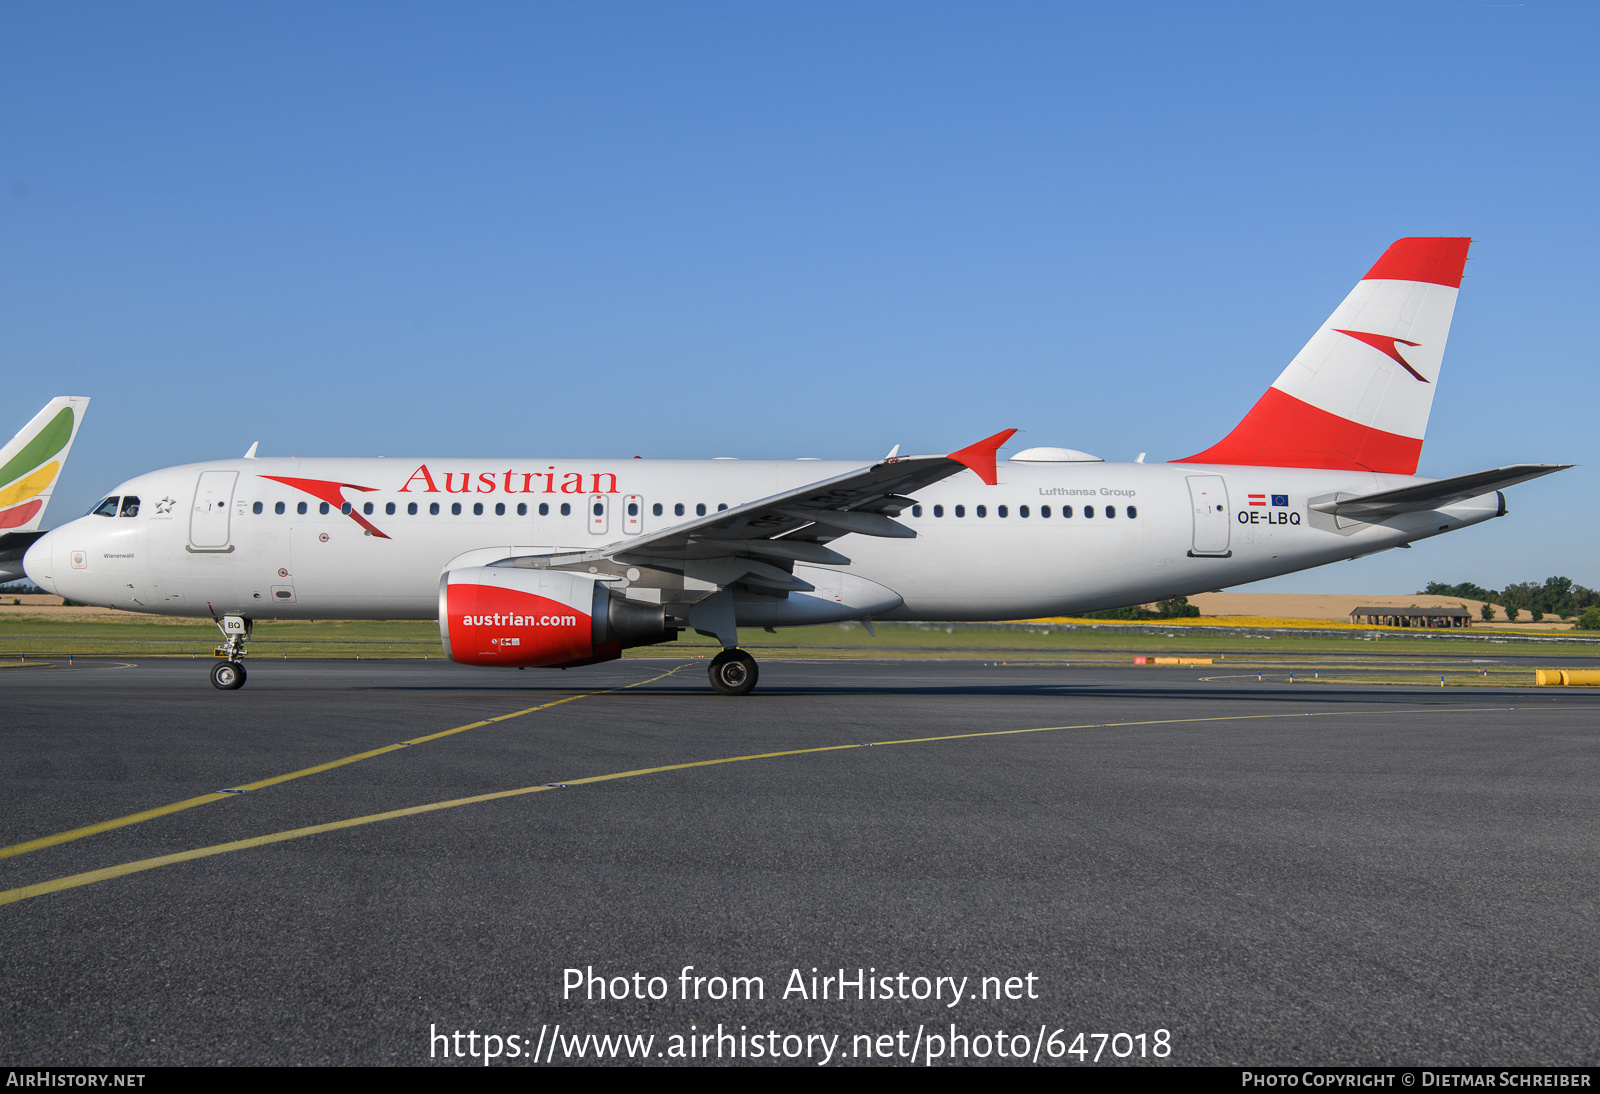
<box><xmin>259</xmin><ymin>475</ymin><xmax>391</xmax><ymax>539</ymax></box>
<box><xmin>1333</xmin><ymin>329</ymin><xmax>1428</xmax><ymax>383</ymax></box>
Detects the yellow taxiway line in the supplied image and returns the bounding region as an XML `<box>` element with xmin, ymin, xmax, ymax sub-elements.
<box><xmin>0</xmin><ymin>704</ymin><xmax>1515</xmax><ymax>907</ymax></box>
<box><xmin>0</xmin><ymin>662</ymin><xmax>688</xmax><ymax>861</ymax></box>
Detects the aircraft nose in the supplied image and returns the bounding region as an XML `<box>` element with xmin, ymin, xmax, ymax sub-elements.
<box><xmin>22</xmin><ymin>530</ymin><xmax>57</xmax><ymax>595</ymax></box>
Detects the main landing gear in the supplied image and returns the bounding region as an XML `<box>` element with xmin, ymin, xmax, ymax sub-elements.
<box><xmin>211</xmin><ymin>614</ymin><xmax>251</xmax><ymax>690</ymax></box>
<box><xmin>708</xmin><ymin>648</ymin><xmax>759</xmax><ymax>696</ymax></box>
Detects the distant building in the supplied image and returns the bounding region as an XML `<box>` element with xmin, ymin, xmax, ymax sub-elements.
<box><xmin>1349</xmin><ymin>606</ymin><xmax>1473</xmax><ymax>629</ymax></box>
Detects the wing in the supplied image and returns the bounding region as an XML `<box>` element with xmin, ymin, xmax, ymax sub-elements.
<box><xmin>1310</xmin><ymin>463</ymin><xmax>1570</xmax><ymax>522</ymax></box>
<box><xmin>498</xmin><ymin>429</ymin><xmax>1017</xmax><ymax>594</ymax></box>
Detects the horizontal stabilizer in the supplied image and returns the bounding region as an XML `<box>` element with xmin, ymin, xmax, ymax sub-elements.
<box><xmin>1310</xmin><ymin>464</ymin><xmax>1570</xmax><ymax>521</ymax></box>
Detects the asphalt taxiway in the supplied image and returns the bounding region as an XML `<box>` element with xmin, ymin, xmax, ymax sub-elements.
<box><xmin>1</xmin><ymin>657</ymin><xmax>1597</xmax><ymax>1066</ymax></box>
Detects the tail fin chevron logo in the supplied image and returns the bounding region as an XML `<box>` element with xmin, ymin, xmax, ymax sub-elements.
<box><xmin>1333</xmin><ymin>329</ymin><xmax>1428</xmax><ymax>383</ymax></box>
<box><xmin>1174</xmin><ymin>237</ymin><xmax>1470</xmax><ymax>475</ymax></box>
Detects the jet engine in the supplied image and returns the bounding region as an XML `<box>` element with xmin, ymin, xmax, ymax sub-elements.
<box><xmin>438</xmin><ymin>565</ymin><xmax>674</xmax><ymax>668</ymax></box>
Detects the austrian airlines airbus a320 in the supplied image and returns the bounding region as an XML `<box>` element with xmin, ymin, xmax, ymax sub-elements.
<box><xmin>22</xmin><ymin>238</ymin><xmax>1567</xmax><ymax>693</ymax></box>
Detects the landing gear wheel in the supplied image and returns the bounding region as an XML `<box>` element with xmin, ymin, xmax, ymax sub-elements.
<box><xmin>211</xmin><ymin>660</ymin><xmax>247</xmax><ymax>690</ymax></box>
<box><xmin>708</xmin><ymin>649</ymin><xmax>759</xmax><ymax>696</ymax></box>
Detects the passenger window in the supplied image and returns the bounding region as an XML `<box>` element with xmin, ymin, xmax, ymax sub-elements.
<box><xmin>297</xmin><ymin>501</ymin><xmax>308</xmax><ymax>515</ymax></box>
<box><xmin>251</xmin><ymin>501</ymin><xmax>262</xmax><ymax>515</ymax></box>
<box><xmin>364</xmin><ymin>502</ymin><xmax>374</xmax><ymax>515</ymax></box>
<box><xmin>120</xmin><ymin>496</ymin><xmax>141</xmax><ymax>517</ymax></box>
<box><xmin>1105</xmin><ymin>505</ymin><xmax>1115</xmax><ymax>519</ymax></box>
<box><xmin>912</xmin><ymin>505</ymin><xmax>923</xmax><ymax>517</ymax></box>
<box><xmin>652</xmin><ymin>503</ymin><xmax>663</xmax><ymax>516</ymax></box>
<box><xmin>696</xmin><ymin>503</ymin><xmax>706</xmax><ymax>516</ymax></box>
<box><xmin>473</xmin><ymin>502</ymin><xmax>484</xmax><ymax>516</ymax></box>
<box><xmin>976</xmin><ymin>505</ymin><xmax>987</xmax><ymax>518</ymax></box>
<box><xmin>340</xmin><ymin>502</ymin><xmax>352</xmax><ymax>515</ymax></box>
<box><xmin>1127</xmin><ymin>506</ymin><xmax>1137</xmax><ymax>519</ymax></box>
<box><xmin>593</xmin><ymin>502</ymin><xmax>603</xmax><ymax>516</ymax></box>
<box><xmin>933</xmin><ymin>505</ymin><xmax>944</xmax><ymax>517</ymax></box>
<box><xmin>451</xmin><ymin>502</ymin><xmax>462</xmax><ymax>516</ymax></box>
<box><xmin>517</xmin><ymin>503</ymin><xmax>527</xmax><ymax>516</ymax></box>
<box><xmin>275</xmin><ymin>501</ymin><xmax>286</xmax><ymax>515</ymax></box>
<box><xmin>1041</xmin><ymin>505</ymin><xmax>1051</xmax><ymax>518</ymax></box>
<box><xmin>955</xmin><ymin>505</ymin><xmax>965</xmax><ymax>517</ymax></box>
<box><xmin>1084</xmin><ymin>505</ymin><xmax>1094</xmax><ymax>518</ymax></box>
<box><xmin>408</xmin><ymin>502</ymin><xmax>418</xmax><ymax>515</ymax></box>
<box><xmin>627</xmin><ymin>502</ymin><xmax>638</xmax><ymax>516</ymax></box>
<box><xmin>495</xmin><ymin>502</ymin><xmax>505</xmax><ymax>516</ymax></box>
<box><xmin>560</xmin><ymin>502</ymin><xmax>571</xmax><ymax>516</ymax></box>
<box><xmin>319</xmin><ymin>502</ymin><xmax>330</xmax><ymax>515</ymax></box>
<box><xmin>675</xmin><ymin>503</ymin><xmax>685</xmax><ymax>516</ymax></box>
<box><xmin>717</xmin><ymin>503</ymin><xmax>728</xmax><ymax>511</ymax></box>
<box><xmin>429</xmin><ymin>502</ymin><xmax>440</xmax><ymax>515</ymax></box>
<box><xmin>997</xmin><ymin>505</ymin><xmax>1007</xmax><ymax>518</ymax></box>
<box><xmin>91</xmin><ymin>497</ymin><xmax>119</xmax><ymax>517</ymax></box>
<box><xmin>539</xmin><ymin>502</ymin><xmax>549</xmax><ymax>516</ymax></box>
<box><xmin>1062</xmin><ymin>505</ymin><xmax>1073</xmax><ymax>518</ymax></box>
<box><xmin>1020</xmin><ymin>505</ymin><xmax>1029</xmax><ymax>518</ymax></box>
<box><xmin>385</xmin><ymin>502</ymin><xmax>395</xmax><ymax>515</ymax></box>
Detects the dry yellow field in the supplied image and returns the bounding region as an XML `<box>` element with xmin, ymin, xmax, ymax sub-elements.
<box><xmin>1185</xmin><ymin>592</ymin><xmax>1577</xmax><ymax>631</ymax></box>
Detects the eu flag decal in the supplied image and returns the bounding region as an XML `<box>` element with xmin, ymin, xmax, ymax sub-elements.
<box><xmin>1271</xmin><ymin>494</ymin><xmax>1288</xmax><ymax>507</ymax></box>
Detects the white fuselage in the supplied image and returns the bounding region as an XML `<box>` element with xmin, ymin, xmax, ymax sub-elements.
<box><xmin>24</xmin><ymin>456</ymin><xmax>1502</xmax><ymax>623</ymax></box>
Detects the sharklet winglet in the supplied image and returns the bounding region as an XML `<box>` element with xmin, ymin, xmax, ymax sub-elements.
<box><xmin>947</xmin><ymin>429</ymin><xmax>1018</xmax><ymax>486</ymax></box>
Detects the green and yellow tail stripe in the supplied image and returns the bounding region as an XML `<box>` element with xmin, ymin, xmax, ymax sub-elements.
<box><xmin>0</xmin><ymin>461</ymin><xmax>60</xmax><ymax>509</ymax></box>
<box><xmin>0</xmin><ymin>406</ymin><xmax>76</xmax><ymax>490</ymax></box>
<box><xmin>0</xmin><ymin>398</ymin><xmax>89</xmax><ymax>532</ymax></box>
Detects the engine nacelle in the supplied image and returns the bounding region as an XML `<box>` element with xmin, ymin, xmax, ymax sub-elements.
<box><xmin>438</xmin><ymin>566</ymin><xmax>673</xmax><ymax>668</ymax></box>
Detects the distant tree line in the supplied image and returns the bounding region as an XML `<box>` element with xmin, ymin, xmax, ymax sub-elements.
<box><xmin>1422</xmin><ymin>577</ymin><xmax>1600</xmax><ymax>628</ymax></box>
<box><xmin>1083</xmin><ymin>596</ymin><xmax>1201</xmax><ymax>621</ymax></box>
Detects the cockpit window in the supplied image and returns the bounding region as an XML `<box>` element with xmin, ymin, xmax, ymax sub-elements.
<box><xmin>91</xmin><ymin>497</ymin><xmax>120</xmax><ymax>517</ymax></box>
<box><xmin>119</xmin><ymin>496</ymin><xmax>140</xmax><ymax>517</ymax></box>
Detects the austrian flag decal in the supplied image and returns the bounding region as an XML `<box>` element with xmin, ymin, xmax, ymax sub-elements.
<box><xmin>1238</xmin><ymin>490</ymin><xmax>1300</xmax><ymax>527</ymax></box>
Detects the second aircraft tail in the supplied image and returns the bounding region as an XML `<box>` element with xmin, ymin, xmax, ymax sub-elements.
<box><xmin>0</xmin><ymin>396</ymin><xmax>91</xmax><ymax>532</ymax></box>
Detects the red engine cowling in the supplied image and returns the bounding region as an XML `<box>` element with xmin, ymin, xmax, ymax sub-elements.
<box><xmin>438</xmin><ymin>566</ymin><xmax>672</xmax><ymax>669</ymax></box>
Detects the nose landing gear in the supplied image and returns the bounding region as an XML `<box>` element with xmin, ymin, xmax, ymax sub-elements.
<box><xmin>210</xmin><ymin>659</ymin><xmax>247</xmax><ymax>690</ymax></box>
<box><xmin>708</xmin><ymin>648</ymin><xmax>759</xmax><ymax>696</ymax></box>
<box><xmin>211</xmin><ymin>614</ymin><xmax>251</xmax><ymax>690</ymax></box>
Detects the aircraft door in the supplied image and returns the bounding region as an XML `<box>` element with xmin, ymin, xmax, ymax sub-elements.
<box><xmin>623</xmin><ymin>494</ymin><xmax>643</xmax><ymax>535</ymax></box>
<box><xmin>189</xmin><ymin>471</ymin><xmax>238</xmax><ymax>550</ymax></box>
<box><xmin>588</xmin><ymin>494</ymin><xmax>609</xmax><ymax>535</ymax></box>
<box><xmin>1186</xmin><ymin>475</ymin><xmax>1231</xmax><ymax>557</ymax></box>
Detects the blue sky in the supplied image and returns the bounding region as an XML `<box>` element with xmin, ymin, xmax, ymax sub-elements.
<box><xmin>3</xmin><ymin>2</ymin><xmax>1594</xmax><ymax>593</ymax></box>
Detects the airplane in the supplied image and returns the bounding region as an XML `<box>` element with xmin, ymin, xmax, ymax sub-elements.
<box><xmin>21</xmin><ymin>239</ymin><xmax>1568</xmax><ymax>693</ymax></box>
<box><xmin>0</xmin><ymin>397</ymin><xmax>91</xmax><ymax>587</ymax></box>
